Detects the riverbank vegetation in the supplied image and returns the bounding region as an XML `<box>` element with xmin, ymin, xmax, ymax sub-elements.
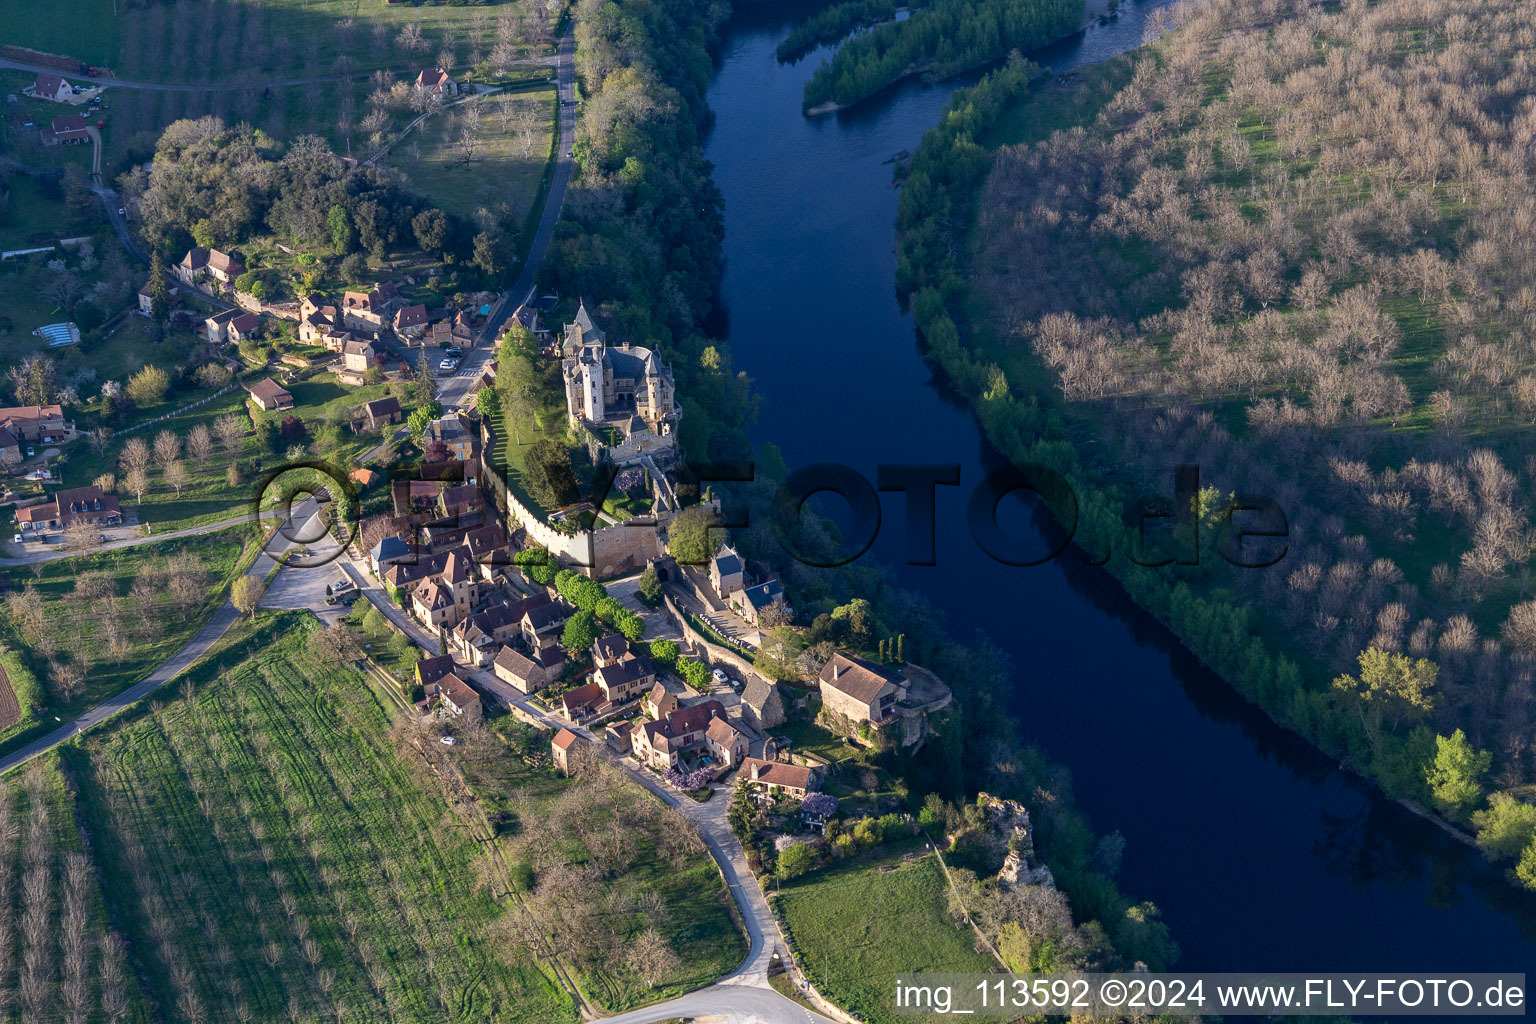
<box><xmin>798</xmin><ymin>0</ymin><xmax>1081</xmax><ymax>112</ymax></box>
<box><xmin>776</xmin><ymin>0</ymin><xmax>924</xmax><ymax>64</ymax></box>
<box><xmin>896</xmin><ymin>0</ymin><xmax>1536</xmax><ymax>889</ymax></box>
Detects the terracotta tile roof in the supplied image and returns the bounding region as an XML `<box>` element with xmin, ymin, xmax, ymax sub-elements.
<box><xmin>819</xmin><ymin>652</ymin><xmax>896</xmax><ymax>705</ymax></box>
<box><xmin>247</xmin><ymin>377</ymin><xmax>292</xmax><ymax>405</ymax></box>
<box><xmin>741</xmin><ymin>757</ymin><xmax>815</xmax><ymax>791</ymax></box>
<box><xmin>552</xmin><ymin>727</ymin><xmax>579</xmax><ymax>751</ymax></box>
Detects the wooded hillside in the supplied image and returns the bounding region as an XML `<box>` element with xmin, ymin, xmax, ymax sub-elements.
<box><xmin>973</xmin><ymin>0</ymin><xmax>1536</xmax><ymax>874</ymax></box>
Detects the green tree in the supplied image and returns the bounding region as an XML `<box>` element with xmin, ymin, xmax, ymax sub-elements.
<box><xmin>412</xmin><ymin>208</ymin><xmax>449</xmax><ymax>258</ymax></box>
<box><xmin>524</xmin><ymin>439</ymin><xmax>580</xmax><ymax>510</ymax></box>
<box><xmin>328</xmin><ymin>204</ymin><xmax>355</xmax><ymax>253</ymax></box>
<box><xmin>475</xmin><ymin>386</ymin><xmax>498</xmax><ymax>418</ymax></box>
<box><xmin>472</xmin><ymin>231</ymin><xmax>502</xmax><ymax>278</ymax></box>
<box><xmin>616</xmin><ymin>612</ymin><xmax>645</xmax><ymax>643</ymax></box>
<box><xmin>126</xmin><ymin>364</ymin><xmax>170</xmax><ymax>407</ymax></box>
<box><xmin>561</xmin><ymin>609</ymin><xmax>597</xmax><ymax>653</ymax></box>
<box><xmin>648</xmin><ymin>639</ymin><xmax>679</xmax><ymax>666</ymax></box>
<box><xmin>678</xmin><ymin>658</ymin><xmax>711</xmax><ymax>691</ymax></box>
<box><xmin>1473</xmin><ymin>794</ymin><xmax>1536</xmax><ymax>861</ymax></box>
<box><xmin>637</xmin><ymin>564</ymin><xmax>662</xmax><ymax>604</ymax></box>
<box><xmin>146</xmin><ymin>250</ymin><xmax>170</xmax><ymax>320</ymax></box>
<box><xmin>831</xmin><ymin>598</ymin><xmax>874</xmax><ymax>650</ymax></box>
<box><xmin>1518</xmin><ymin>841</ymin><xmax>1536</xmax><ymax>892</ymax></box>
<box><xmin>408</xmin><ymin>402</ymin><xmax>442</xmax><ymax>444</ymax></box>
<box><xmin>595</xmin><ymin>595</ymin><xmax>625</xmax><ymax>625</ymax></box>
<box><xmin>666</xmin><ymin>505</ymin><xmax>719</xmax><ymax>565</ymax></box>
<box><xmin>1114</xmin><ymin>903</ymin><xmax>1180</xmax><ymax>972</ymax></box>
<box><xmin>776</xmin><ymin>841</ymin><xmax>818</xmax><ymax>881</ymax></box>
<box><xmin>1332</xmin><ymin>648</ymin><xmax>1439</xmax><ymax>744</ymax></box>
<box><xmin>1424</xmin><ymin>729</ymin><xmax>1491</xmax><ymax>820</ymax></box>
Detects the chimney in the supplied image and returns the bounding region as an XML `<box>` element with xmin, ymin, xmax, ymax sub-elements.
<box><xmin>750</xmin><ymin>762</ymin><xmax>760</xmax><ymax>780</ymax></box>
<box><xmin>831</xmin><ymin>661</ymin><xmax>840</xmax><ymax>680</ymax></box>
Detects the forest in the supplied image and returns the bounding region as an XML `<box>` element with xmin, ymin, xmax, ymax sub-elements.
<box><xmin>798</xmin><ymin>0</ymin><xmax>1081</xmax><ymax>112</ymax></box>
<box><xmin>905</xmin><ymin>0</ymin><xmax>1536</xmax><ymax>885</ymax></box>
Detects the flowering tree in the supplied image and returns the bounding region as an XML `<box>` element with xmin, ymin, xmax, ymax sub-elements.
<box><xmin>664</xmin><ymin>766</ymin><xmax>713</xmax><ymax>790</ymax></box>
<box><xmin>801</xmin><ymin>792</ymin><xmax>838</xmax><ymax>818</ymax></box>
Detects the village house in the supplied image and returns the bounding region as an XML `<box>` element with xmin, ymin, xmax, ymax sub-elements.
<box><xmin>355</xmin><ymin>396</ymin><xmax>401</xmax><ymax>432</ymax></box>
<box><xmin>428</xmin><ymin>310</ymin><xmax>476</xmax><ymax>349</ymax></box>
<box><xmin>246</xmin><ymin>377</ymin><xmax>293</xmax><ymax>412</ymax></box>
<box><xmin>176</xmin><ymin>248</ymin><xmax>245</xmax><ymax>289</ymax></box>
<box><xmin>643</xmin><ymin>681</ymin><xmax>680</xmax><ymax>720</ymax></box>
<box><xmin>0</xmin><ymin>429</ymin><xmax>20</xmax><ymax>467</ymax></box>
<box><xmin>14</xmin><ymin>484</ymin><xmax>121</xmax><ymax>534</ymax></box>
<box><xmin>709</xmin><ymin>543</ymin><xmax>745</xmax><ymax>601</ymax></box>
<box><xmin>137</xmin><ymin>281</ymin><xmax>177</xmax><ymax>316</ymax></box>
<box><xmin>416</xmin><ymin>654</ymin><xmax>455</xmax><ymax>690</ymax></box>
<box><xmin>0</xmin><ymin>405</ymin><xmax>68</xmax><ymax>444</ymax></box>
<box><xmin>207</xmin><ymin>309</ymin><xmax>259</xmax><ymax>345</ymax></box>
<box><xmin>551</xmin><ymin>727</ymin><xmax>581</xmax><ymax>775</ymax></box>
<box><xmin>418</xmin><ymin>669</ymin><xmax>481</xmax><ymax>722</ymax></box>
<box><xmin>414</xmin><ymin>67</ymin><xmax>459</xmax><ymax>101</ymax></box>
<box><xmin>447</xmin><ymin>592</ymin><xmax>550</xmax><ymax>666</ymax></box>
<box><xmin>521</xmin><ymin>601</ymin><xmax>569</xmax><ymax>651</ymax></box>
<box><xmin>704</xmin><ymin>716</ymin><xmax>749</xmax><ymax>768</ymax></box>
<box><xmin>394</xmin><ymin>304</ymin><xmax>429</xmax><ymax>341</ymax></box>
<box><xmin>423</xmin><ymin>413</ymin><xmax>478</xmax><ymax>466</ymax></box>
<box><xmin>30</xmin><ymin>73</ymin><xmax>75</xmax><ymax>103</ymax></box>
<box><xmin>342</xmin><ymin>283</ymin><xmax>400</xmax><ymax>331</ymax></box>
<box><xmin>559</xmin><ymin>681</ymin><xmax>606</xmax><ymax>723</ymax></box>
<box><xmin>298</xmin><ymin>294</ymin><xmax>346</xmax><ymax>344</ymax></box>
<box><xmin>493</xmin><ymin>644</ymin><xmax>565</xmax><ymax>695</ymax></box>
<box><xmin>339</xmin><ymin>338</ymin><xmax>380</xmax><ymax>383</ymax></box>
<box><xmin>605</xmin><ymin>719</ymin><xmax>636</xmax><ymax>755</ymax></box>
<box><xmin>731</xmin><ymin>578</ymin><xmax>787</xmax><ymax>627</ymax></box>
<box><xmin>227</xmin><ymin>311</ymin><xmax>260</xmax><ymax>344</ymax></box>
<box><xmin>44</xmin><ymin>115</ymin><xmax>88</xmax><ymax>146</ymax></box>
<box><xmin>632</xmin><ymin>700</ymin><xmax>733</xmax><ymax>771</ymax></box>
<box><xmin>737</xmin><ymin>757</ymin><xmax>818</xmax><ymax>800</ymax></box>
<box><xmin>817</xmin><ymin>652</ymin><xmax>953</xmax><ymax>747</ymax></box>
<box><xmin>592</xmin><ymin>640</ymin><xmax>656</xmax><ymax>706</ymax></box>
<box><xmin>739</xmin><ymin>675</ymin><xmax>786</xmax><ymax>731</ymax></box>
<box><xmin>370</xmin><ymin>535</ymin><xmax>413</xmax><ymax>575</ymax></box>
<box><xmin>818</xmin><ymin>652</ymin><xmax>900</xmax><ymax>726</ymax></box>
<box><xmin>407</xmin><ymin>548</ymin><xmax>479</xmax><ymax>628</ymax></box>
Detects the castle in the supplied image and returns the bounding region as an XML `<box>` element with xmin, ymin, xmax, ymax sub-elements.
<box><xmin>560</xmin><ymin>302</ymin><xmax>678</xmax><ymax>464</ymax></box>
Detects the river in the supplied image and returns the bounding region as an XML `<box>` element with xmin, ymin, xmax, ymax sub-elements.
<box><xmin>704</xmin><ymin>0</ymin><xmax>1536</xmax><ymax>975</ymax></box>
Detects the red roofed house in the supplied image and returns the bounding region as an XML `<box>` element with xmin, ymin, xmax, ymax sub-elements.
<box><xmin>414</xmin><ymin>68</ymin><xmax>459</xmax><ymax>101</ymax></box>
<box><xmin>30</xmin><ymin>73</ymin><xmax>75</xmax><ymax>103</ymax></box>
<box><xmin>818</xmin><ymin>652</ymin><xmax>900</xmax><ymax>726</ymax></box>
<box><xmin>45</xmin><ymin>115</ymin><xmax>88</xmax><ymax>146</ymax></box>
<box><xmin>435</xmin><ymin>673</ymin><xmax>482</xmax><ymax>722</ymax></box>
<box><xmin>14</xmin><ymin>485</ymin><xmax>121</xmax><ymax>534</ymax></box>
<box><xmin>394</xmin><ymin>304</ymin><xmax>429</xmax><ymax>341</ymax></box>
<box><xmin>226</xmin><ymin>311</ymin><xmax>261</xmax><ymax>344</ymax></box>
<box><xmin>738</xmin><ymin>757</ymin><xmax>818</xmax><ymax>800</ymax></box>
<box><xmin>341</xmin><ymin>282</ymin><xmax>399</xmax><ymax>331</ymax></box>
<box><xmin>559</xmin><ymin>681</ymin><xmax>606</xmax><ymax>723</ymax></box>
<box><xmin>176</xmin><ymin>247</ymin><xmax>244</xmax><ymax>288</ymax></box>
<box><xmin>246</xmin><ymin>377</ymin><xmax>293</xmax><ymax>412</ymax></box>
<box><xmin>551</xmin><ymin>727</ymin><xmax>581</xmax><ymax>776</ymax></box>
<box><xmin>0</xmin><ymin>405</ymin><xmax>67</xmax><ymax>443</ymax></box>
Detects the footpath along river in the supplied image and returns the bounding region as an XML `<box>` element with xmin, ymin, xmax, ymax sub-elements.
<box><xmin>704</xmin><ymin>0</ymin><xmax>1536</xmax><ymax>974</ymax></box>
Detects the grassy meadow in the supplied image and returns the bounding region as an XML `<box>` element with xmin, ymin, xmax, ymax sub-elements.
<box><xmin>772</xmin><ymin>839</ymin><xmax>998</xmax><ymax>1024</ymax></box>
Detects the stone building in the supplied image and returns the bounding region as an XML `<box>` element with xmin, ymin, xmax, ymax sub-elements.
<box><xmin>560</xmin><ymin>302</ymin><xmax>678</xmax><ymax>463</ymax></box>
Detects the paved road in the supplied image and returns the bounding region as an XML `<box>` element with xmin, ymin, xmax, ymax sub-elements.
<box><xmin>0</xmin><ymin>508</ymin><xmax>258</xmax><ymax>566</ymax></box>
<box><xmin>478</xmin><ymin>26</ymin><xmax>577</xmax><ymax>351</ymax></box>
<box><xmin>0</xmin><ymin>57</ymin><xmax>556</xmax><ymax>94</ymax></box>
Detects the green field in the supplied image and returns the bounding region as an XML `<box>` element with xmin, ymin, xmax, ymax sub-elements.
<box><xmin>0</xmin><ymin>525</ymin><xmax>258</xmax><ymax>751</ymax></box>
<box><xmin>773</xmin><ymin>839</ymin><xmax>998</xmax><ymax>1024</ymax></box>
<box><xmin>63</xmin><ymin>615</ymin><xmax>578</xmax><ymax>1023</ymax></box>
<box><xmin>387</xmin><ymin>86</ymin><xmax>556</xmax><ymax>226</ymax></box>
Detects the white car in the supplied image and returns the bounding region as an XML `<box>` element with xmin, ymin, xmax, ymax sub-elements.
<box><xmin>711</xmin><ymin>668</ymin><xmax>727</xmax><ymax>684</ymax></box>
<box><xmin>331</xmin><ymin>576</ymin><xmax>353</xmax><ymax>593</ymax></box>
<box><xmin>439</xmin><ymin>357</ymin><xmax>458</xmax><ymax>371</ymax></box>
<box><xmin>440</xmin><ymin>735</ymin><xmax>456</xmax><ymax>746</ymax></box>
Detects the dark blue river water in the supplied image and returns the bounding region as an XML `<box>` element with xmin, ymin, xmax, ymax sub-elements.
<box><xmin>706</xmin><ymin>0</ymin><xmax>1536</xmax><ymax>974</ymax></box>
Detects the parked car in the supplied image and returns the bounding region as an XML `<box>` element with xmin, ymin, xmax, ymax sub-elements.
<box><xmin>439</xmin><ymin>357</ymin><xmax>458</xmax><ymax>371</ymax></box>
<box><xmin>440</xmin><ymin>736</ymin><xmax>456</xmax><ymax>746</ymax></box>
<box><xmin>711</xmin><ymin>668</ymin><xmax>727</xmax><ymax>684</ymax></box>
<box><xmin>24</xmin><ymin>447</ymin><xmax>34</xmax><ymax>458</ymax></box>
<box><xmin>331</xmin><ymin>575</ymin><xmax>353</xmax><ymax>593</ymax></box>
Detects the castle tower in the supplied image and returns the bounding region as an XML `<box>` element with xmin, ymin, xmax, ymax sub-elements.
<box><xmin>582</xmin><ymin>357</ymin><xmax>604</xmax><ymax>423</ymax></box>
